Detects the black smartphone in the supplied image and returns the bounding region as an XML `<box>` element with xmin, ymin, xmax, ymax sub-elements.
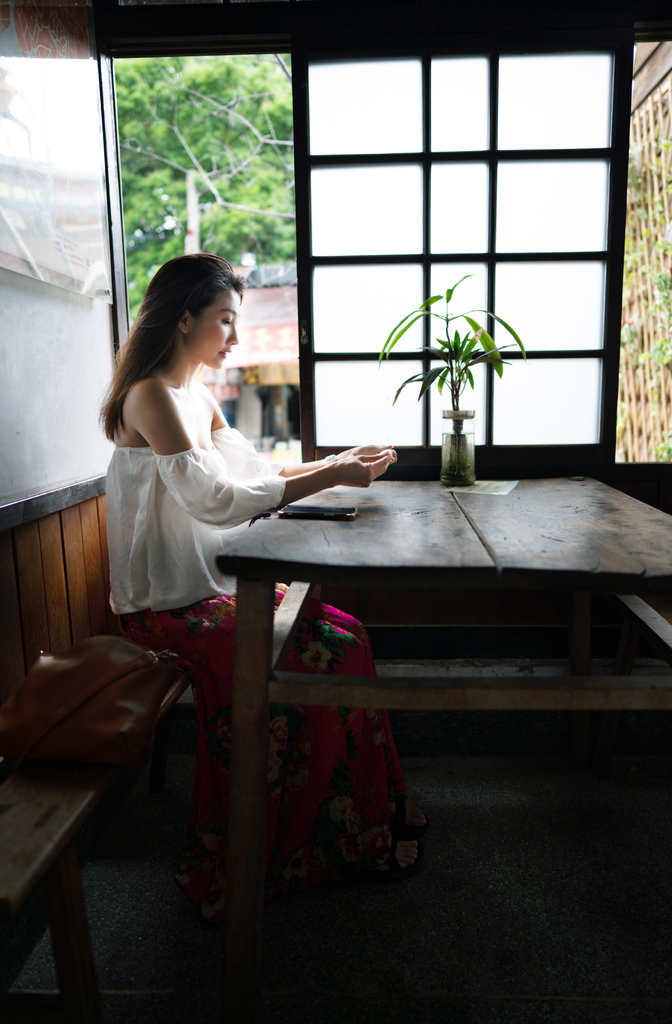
<box><xmin>277</xmin><ymin>504</ymin><xmax>358</xmax><ymax>521</ymax></box>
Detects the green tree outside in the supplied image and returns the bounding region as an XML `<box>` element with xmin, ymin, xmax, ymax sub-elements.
<box><xmin>114</xmin><ymin>54</ymin><xmax>295</xmax><ymax>319</ymax></box>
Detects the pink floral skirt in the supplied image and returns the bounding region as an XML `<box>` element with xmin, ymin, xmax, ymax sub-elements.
<box><xmin>120</xmin><ymin>586</ymin><xmax>406</xmax><ymax>919</ymax></box>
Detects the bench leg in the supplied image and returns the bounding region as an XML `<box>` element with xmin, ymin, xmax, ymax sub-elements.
<box><xmin>592</xmin><ymin>619</ymin><xmax>639</xmax><ymax>779</ymax></box>
<box><xmin>43</xmin><ymin>842</ymin><xmax>102</xmax><ymax>1024</ymax></box>
<box><xmin>569</xmin><ymin>591</ymin><xmax>592</xmax><ymax>767</ymax></box>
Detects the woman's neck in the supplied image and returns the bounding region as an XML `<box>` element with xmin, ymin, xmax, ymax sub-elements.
<box><xmin>153</xmin><ymin>350</ymin><xmax>201</xmax><ymax>390</ymax></box>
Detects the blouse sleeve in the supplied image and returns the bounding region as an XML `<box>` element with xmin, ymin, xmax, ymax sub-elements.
<box><xmin>210</xmin><ymin>426</ymin><xmax>286</xmax><ymax>479</ymax></box>
<box><xmin>155</xmin><ymin>446</ymin><xmax>286</xmax><ymax>528</ymax></box>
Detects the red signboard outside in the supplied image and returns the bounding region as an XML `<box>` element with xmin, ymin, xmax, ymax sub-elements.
<box><xmin>226</xmin><ymin>321</ymin><xmax>299</xmax><ymax>367</ymax></box>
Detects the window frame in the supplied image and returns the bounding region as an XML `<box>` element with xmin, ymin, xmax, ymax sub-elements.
<box><xmin>292</xmin><ymin>30</ymin><xmax>634</xmax><ymax>477</ymax></box>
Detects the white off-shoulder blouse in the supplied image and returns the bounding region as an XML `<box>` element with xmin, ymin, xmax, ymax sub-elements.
<box><xmin>106</xmin><ymin>426</ymin><xmax>286</xmax><ymax>614</ymax></box>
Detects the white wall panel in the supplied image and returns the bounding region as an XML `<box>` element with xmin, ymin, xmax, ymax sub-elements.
<box><xmin>0</xmin><ymin>266</ymin><xmax>115</xmax><ymax>505</ymax></box>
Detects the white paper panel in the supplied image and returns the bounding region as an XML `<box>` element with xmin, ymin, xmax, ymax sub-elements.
<box><xmin>315</xmin><ymin>359</ymin><xmax>423</xmax><ymax>446</ymax></box>
<box><xmin>493</xmin><ymin>358</ymin><xmax>601</xmax><ymax>445</ymax></box>
<box><xmin>311</xmin><ymin>165</ymin><xmax>423</xmax><ymax>256</ymax></box>
<box><xmin>431</xmin><ymin>163</ymin><xmax>489</xmax><ymax>253</ymax></box>
<box><xmin>495</xmin><ymin>262</ymin><xmax>605</xmax><ymax>351</ymax></box>
<box><xmin>308</xmin><ymin>59</ymin><xmax>422</xmax><ymax>155</ymax></box>
<box><xmin>496</xmin><ymin>161</ymin><xmax>609</xmax><ymax>253</ymax></box>
<box><xmin>431</xmin><ymin>57</ymin><xmax>489</xmax><ymax>152</ymax></box>
<box><xmin>313</xmin><ymin>264</ymin><xmax>424</xmax><ymax>353</ymax></box>
<box><xmin>498</xmin><ymin>53</ymin><xmax>613</xmax><ymax>150</ymax></box>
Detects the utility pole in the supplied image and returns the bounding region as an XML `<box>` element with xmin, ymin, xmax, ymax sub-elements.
<box><xmin>184</xmin><ymin>169</ymin><xmax>200</xmax><ymax>254</ymax></box>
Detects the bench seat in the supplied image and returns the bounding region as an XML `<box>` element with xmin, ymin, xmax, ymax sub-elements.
<box><xmin>0</xmin><ymin>670</ymin><xmax>190</xmax><ymax>1024</ymax></box>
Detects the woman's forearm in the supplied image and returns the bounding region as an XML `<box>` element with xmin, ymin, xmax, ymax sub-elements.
<box><xmin>278</xmin><ymin>449</ymin><xmax>396</xmax><ymax>503</ymax></box>
<box><xmin>280</xmin><ymin>464</ymin><xmax>341</xmax><ymax>502</ymax></box>
<box><xmin>278</xmin><ymin>459</ymin><xmax>331</xmax><ymax>479</ymax></box>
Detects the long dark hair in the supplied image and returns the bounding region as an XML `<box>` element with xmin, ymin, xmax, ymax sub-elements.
<box><xmin>101</xmin><ymin>253</ymin><xmax>247</xmax><ymax>441</ymax></box>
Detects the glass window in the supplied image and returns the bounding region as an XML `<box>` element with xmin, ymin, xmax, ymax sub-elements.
<box><xmin>309</xmin><ymin>59</ymin><xmax>422</xmax><ymax>155</ymax></box>
<box><xmin>496</xmin><ymin>161</ymin><xmax>609</xmax><ymax>253</ymax></box>
<box><xmin>300</xmin><ymin>45</ymin><xmax>624</xmax><ymax>466</ymax></box>
<box><xmin>311</xmin><ymin>165</ymin><xmax>423</xmax><ymax>256</ymax></box>
<box><xmin>431</xmin><ymin>57</ymin><xmax>489</xmax><ymax>152</ymax></box>
<box><xmin>498</xmin><ymin>53</ymin><xmax>613</xmax><ymax>150</ymax></box>
<box><xmin>315</xmin><ymin>360</ymin><xmax>424</xmax><ymax>446</ymax></box>
<box><xmin>313</xmin><ymin>265</ymin><xmax>424</xmax><ymax>353</ymax></box>
<box><xmin>493</xmin><ymin>358</ymin><xmax>602</xmax><ymax>445</ymax></box>
<box><xmin>431</xmin><ymin>163</ymin><xmax>489</xmax><ymax>253</ymax></box>
<box><xmin>494</xmin><ymin>262</ymin><xmax>605</xmax><ymax>352</ymax></box>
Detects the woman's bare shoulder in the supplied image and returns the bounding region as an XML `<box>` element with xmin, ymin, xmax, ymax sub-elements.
<box><xmin>122</xmin><ymin>378</ymin><xmax>193</xmax><ymax>454</ymax></box>
<box><xmin>193</xmin><ymin>379</ymin><xmax>227</xmax><ymax>429</ymax></box>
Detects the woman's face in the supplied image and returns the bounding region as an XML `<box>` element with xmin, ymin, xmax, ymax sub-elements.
<box><xmin>180</xmin><ymin>289</ymin><xmax>241</xmax><ymax>369</ymax></box>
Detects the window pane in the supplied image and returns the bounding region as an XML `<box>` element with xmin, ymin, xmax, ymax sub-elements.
<box><xmin>493</xmin><ymin>358</ymin><xmax>601</xmax><ymax>445</ymax></box>
<box><xmin>431</xmin><ymin>57</ymin><xmax>489</xmax><ymax>152</ymax></box>
<box><xmin>498</xmin><ymin>53</ymin><xmax>613</xmax><ymax>150</ymax></box>
<box><xmin>431</xmin><ymin>163</ymin><xmax>489</xmax><ymax>253</ymax></box>
<box><xmin>313</xmin><ymin>265</ymin><xmax>424</xmax><ymax>353</ymax></box>
<box><xmin>496</xmin><ymin>161</ymin><xmax>608</xmax><ymax>253</ymax></box>
<box><xmin>315</xmin><ymin>360</ymin><xmax>423</xmax><ymax>446</ymax></box>
<box><xmin>430</xmin><ymin>262</ymin><xmax>488</xmax><ymax>338</ymax></box>
<box><xmin>430</xmin><ymin>362</ymin><xmax>486</xmax><ymax>445</ymax></box>
<box><xmin>308</xmin><ymin>60</ymin><xmax>422</xmax><ymax>155</ymax></box>
<box><xmin>311</xmin><ymin>166</ymin><xmax>423</xmax><ymax>256</ymax></box>
<box><xmin>494</xmin><ymin>262</ymin><xmax>605</xmax><ymax>352</ymax></box>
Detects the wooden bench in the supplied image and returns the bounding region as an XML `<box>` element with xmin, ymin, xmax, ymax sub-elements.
<box><xmin>593</xmin><ymin>593</ymin><xmax>672</xmax><ymax>778</ymax></box>
<box><xmin>0</xmin><ymin>494</ymin><xmax>192</xmax><ymax>1024</ymax></box>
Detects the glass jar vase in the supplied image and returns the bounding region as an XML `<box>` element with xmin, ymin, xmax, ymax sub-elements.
<box><xmin>440</xmin><ymin>410</ymin><xmax>476</xmax><ymax>486</ymax></box>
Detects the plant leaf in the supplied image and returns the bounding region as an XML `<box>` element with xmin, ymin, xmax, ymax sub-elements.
<box><xmin>464</xmin><ymin>316</ymin><xmax>495</xmax><ymax>351</ymax></box>
<box><xmin>418</xmin><ymin>366</ymin><xmax>449</xmax><ymax>399</ymax></box>
<box><xmin>489</xmin><ymin>313</ymin><xmax>526</xmax><ymax>355</ymax></box>
<box><xmin>467</xmin><ymin>309</ymin><xmax>526</xmax><ymax>355</ymax></box>
<box><xmin>445</xmin><ymin>274</ymin><xmax>473</xmax><ymax>305</ymax></box>
<box><xmin>380</xmin><ymin>312</ymin><xmax>427</xmax><ymax>361</ymax></box>
<box><xmin>392</xmin><ymin>373</ymin><xmax>426</xmax><ymax>405</ymax></box>
<box><xmin>419</xmin><ymin>294</ymin><xmax>443</xmax><ymax>310</ymax></box>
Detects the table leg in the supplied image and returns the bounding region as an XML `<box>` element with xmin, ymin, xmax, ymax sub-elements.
<box><xmin>592</xmin><ymin>618</ymin><xmax>639</xmax><ymax>779</ymax></box>
<box><xmin>569</xmin><ymin>591</ymin><xmax>592</xmax><ymax>767</ymax></box>
<box><xmin>223</xmin><ymin>577</ymin><xmax>275</xmax><ymax>1024</ymax></box>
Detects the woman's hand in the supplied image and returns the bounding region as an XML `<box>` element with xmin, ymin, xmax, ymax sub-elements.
<box><xmin>334</xmin><ymin>449</ymin><xmax>395</xmax><ymax>488</ymax></box>
<box><xmin>338</xmin><ymin>444</ymin><xmax>397</xmax><ymax>465</ymax></box>
<box><xmin>280</xmin><ymin>445</ymin><xmax>395</xmax><ymax>503</ymax></box>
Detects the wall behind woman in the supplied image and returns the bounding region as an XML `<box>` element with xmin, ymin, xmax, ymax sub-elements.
<box><xmin>0</xmin><ymin>0</ymin><xmax>115</xmax><ymax>508</ymax></box>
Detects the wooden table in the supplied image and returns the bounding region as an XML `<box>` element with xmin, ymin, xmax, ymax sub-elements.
<box><xmin>216</xmin><ymin>477</ymin><xmax>672</xmax><ymax>1022</ymax></box>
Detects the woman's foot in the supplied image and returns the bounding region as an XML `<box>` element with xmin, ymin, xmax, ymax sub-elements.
<box><xmin>388</xmin><ymin>797</ymin><xmax>429</xmax><ymax>840</ymax></box>
<box><xmin>374</xmin><ymin>838</ymin><xmax>418</xmax><ymax>872</ymax></box>
<box><xmin>365</xmin><ymin>838</ymin><xmax>424</xmax><ymax>883</ymax></box>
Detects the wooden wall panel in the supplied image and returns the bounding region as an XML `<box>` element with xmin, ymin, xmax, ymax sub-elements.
<box><xmin>38</xmin><ymin>512</ymin><xmax>72</xmax><ymax>654</ymax></box>
<box><xmin>61</xmin><ymin>505</ymin><xmax>91</xmax><ymax>643</ymax></box>
<box><xmin>80</xmin><ymin>497</ymin><xmax>109</xmax><ymax>638</ymax></box>
<box><xmin>97</xmin><ymin>494</ymin><xmax>119</xmax><ymax>635</ymax></box>
<box><xmin>14</xmin><ymin>522</ymin><xmax>49</xmax><ymax>671</ymax></box>
<box><xmin>0</xmin><ymin>530</ymin><xmax>25</xmax><ymax>701</ymax></box>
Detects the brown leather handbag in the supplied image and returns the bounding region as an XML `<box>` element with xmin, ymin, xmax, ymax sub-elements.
<box><xmin>0</xmin><ymin>636</ymin><xmax>187</xmax><ymax>768</ymax></box>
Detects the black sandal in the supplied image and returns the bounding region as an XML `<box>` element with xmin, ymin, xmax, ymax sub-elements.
<box><xmin>390</xmin><ymin>795</ymin><xmax>430</xmax><ymax>841</ymax></box>
<box><xmin>362</xmin><ymin>838</ymin><xmax>424</xmax><ymax>884</ymax></box>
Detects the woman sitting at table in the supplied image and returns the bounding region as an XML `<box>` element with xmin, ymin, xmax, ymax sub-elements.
<box><xmin>100</xmin><ymin>252</ymin><xmax>428</xmax><ymax>919</ymax></box>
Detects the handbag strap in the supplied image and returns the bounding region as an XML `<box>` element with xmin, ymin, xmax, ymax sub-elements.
<box><xmin>13</xmin><ymin>649</ymin><xmax>162</xmax><ymax>769</ymax></box>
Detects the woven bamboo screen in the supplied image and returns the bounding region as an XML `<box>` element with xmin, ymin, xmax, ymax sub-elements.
<box><xmin>618</xmin><ymin>68</ymin><xmax>672</xmax><ymax>462</ymax></box>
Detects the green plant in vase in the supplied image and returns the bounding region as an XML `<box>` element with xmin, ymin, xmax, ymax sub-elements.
<box><xmin>379</xmin><ymin>275</ymin><xmax>525</xmax><ymax>486</ymax></box>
